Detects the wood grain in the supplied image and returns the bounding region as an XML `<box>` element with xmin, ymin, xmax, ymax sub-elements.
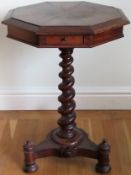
<box><xmin>2</xmin><ymin>1</ymin><xmax>129</xmax><ymax>48</ymax></box>
<box><xmin>0</xmin><ymin>110</ymin><xmax>131</xmax><ymax>175</ymax></box>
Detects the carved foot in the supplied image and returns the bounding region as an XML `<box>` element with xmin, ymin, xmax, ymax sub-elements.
<box><xmin>96</xmin><ymin>139</ymin><xmax>111</xmax><ymax>173</ymax></box>
<box><xmin>23</xmin><ymin>140</ymin><xmax>38</xmax><ymax>173</ymax></box>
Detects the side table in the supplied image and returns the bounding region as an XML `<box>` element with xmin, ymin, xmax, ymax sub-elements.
<box><xmin>2</xmin><ymin>1</ymin><xmax>129</xmax><ymax>173</ymax></box>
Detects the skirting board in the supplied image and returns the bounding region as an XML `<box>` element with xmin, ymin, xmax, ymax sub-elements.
<box><xmin>0</xmin><ymin>86</ymin><xmax>131</xmax><ymax>110</ymax></box>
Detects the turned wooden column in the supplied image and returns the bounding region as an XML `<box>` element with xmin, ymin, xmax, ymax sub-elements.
<box><xmin>51</xmin><ymin>48</ymin><xmax>84</xmax><ymax>147</ymax></box>
<box><xmin>57</xmin><ymin>48</ymin><xmax>76</xmax><ymax>139</ymax></box>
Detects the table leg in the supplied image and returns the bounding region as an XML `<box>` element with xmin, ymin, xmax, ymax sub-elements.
<box><xmin>23</xmin><ymin>48</ymin><xmax>111</xmax><ymax>173</ymax></box>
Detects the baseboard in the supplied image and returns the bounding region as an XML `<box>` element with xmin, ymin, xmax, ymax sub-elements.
<box><xmin>0</xmin><ymin>86</ymin><xmax>131</xmax><ymax>110</ymax></box>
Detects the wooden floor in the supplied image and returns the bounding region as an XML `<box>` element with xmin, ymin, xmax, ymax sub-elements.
<box><xmin>0</xmin><ymin>110</ymin><xmax>131</xmax><ymax>175</ymax></box>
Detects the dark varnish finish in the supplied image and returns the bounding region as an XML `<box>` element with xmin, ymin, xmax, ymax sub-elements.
<box><xmin>23</xmin><ymin>48</ymin><xmax>111</xmax><ymax>173</ymax></box>
<box><xmin>2</xmin><ymin>1</ymin><xmax>130</xmax><ymax>174</ymax></box>
<box><xmin>2</xmin><ymin>1</ymin><xmax>129</xmax><ymax>48</ymax></box>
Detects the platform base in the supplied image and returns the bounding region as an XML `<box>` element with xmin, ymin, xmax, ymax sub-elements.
<box><xmin>23</xmin><ymin>128</ymin><xmax>111</xmax><ymax>173</ymax></box>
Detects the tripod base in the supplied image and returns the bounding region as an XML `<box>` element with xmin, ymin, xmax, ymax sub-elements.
<box><xmin>23</xmin><ymin>48</ymin><xmax>111</xmax><ymax>173</ymax></box>
<box><xmin>23</xmin><ymin>128</ymin><xmax>111</xmax><ymax>173</ymax></box>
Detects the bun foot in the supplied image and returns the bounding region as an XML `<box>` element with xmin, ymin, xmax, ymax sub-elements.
<box><xmin>96</xmin><ymin>139</ymin><xmax>111</xmax><ymax>173</ymax></box>
<box><xmin>24</xmin><ymin>163</ymin><xmax>38</xmax><ymax>173</ymax></box>
<box><xmin>23</xmin><ymin>140</ymin><xmax>38</xmax><ymax>173</ymax></box>
<box><xmin>96</xmin><ymin>163</ymin><xmax>111</xmax><ymax>173</ymax></box>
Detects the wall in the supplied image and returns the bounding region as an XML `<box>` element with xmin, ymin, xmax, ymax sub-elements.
<box><xmin>0</xmin><ymin>0</ymin><xmax>131</xmax><ymax>110</ymax></box>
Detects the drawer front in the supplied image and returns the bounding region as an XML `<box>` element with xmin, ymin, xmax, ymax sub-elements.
<box><xmin>40</xmin><ymin>35</ymin><xmax>83</xmax><ymax>45</ymax></box>
<box><xmin>83</xmin><ymin>27</ymin><xmax>123</xmax><ymax>47</ymax></box>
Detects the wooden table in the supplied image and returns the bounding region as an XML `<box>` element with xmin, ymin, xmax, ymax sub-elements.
<box><xmin>2</xmin><ymin>1</ymin><xmax>129</xmax><ymax>174</ymax></box>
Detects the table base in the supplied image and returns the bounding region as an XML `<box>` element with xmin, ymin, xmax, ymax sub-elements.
<box><xmin>23</xmin><ymin>48</ymin><xmax>111</xmax><ymax>173</ymax></box>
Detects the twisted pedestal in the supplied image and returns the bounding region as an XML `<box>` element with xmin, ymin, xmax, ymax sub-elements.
<box><xmin>23</xmin><ymin>48</ymin><xmax>111</xmax><ymax>173</ymax></box>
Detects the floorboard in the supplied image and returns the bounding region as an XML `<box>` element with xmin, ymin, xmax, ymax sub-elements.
<box><xmin>0</xmin><ymin>110</ymin><xmax>131</xmax><ymax>175</ymax></box>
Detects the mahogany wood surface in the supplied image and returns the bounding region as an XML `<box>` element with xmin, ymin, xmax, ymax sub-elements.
<box><xmin>2</xmin><ymin>1</ymin><xmax>129</xmax><ymax>48</ymax></box>
<box><xmin>23</xmin><ymin>48</ymin><xmax>111</xmax><ymax>173</ymax></box>
<box><xmin>2</xmin><ymin>1</ymin><xmax>130</xmax><ymax>174</ymax></box>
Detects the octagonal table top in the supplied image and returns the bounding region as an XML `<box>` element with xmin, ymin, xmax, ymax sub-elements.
<box><xmin>3</xmin><ymin>1</ymin><xmax>129</xmax><ymax>35</ymax></box>
<box><xmin>2</xmin><ymin>1</ymin><xmax>130</xmax><ymax>48</ymax></box>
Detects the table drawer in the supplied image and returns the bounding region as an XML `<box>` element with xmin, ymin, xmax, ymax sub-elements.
<box><xmin>40</xmin><ymin>35</ymin><xmax>83</xmax><ymax>45</ymax></box>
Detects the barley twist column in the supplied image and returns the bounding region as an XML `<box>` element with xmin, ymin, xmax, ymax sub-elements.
<box><xmin>51</xmin><ymin>48</ymin><xmax>83</xmax><ymax>147</ymax></box>
<box><xmin>57</xmin><ymin>48</ymin><xmax>76</xmax><ymax>138</ymax></box>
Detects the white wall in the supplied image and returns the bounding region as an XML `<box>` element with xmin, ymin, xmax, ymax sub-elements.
<box><xmin>0</xmin><ymin>0</ymin><xmax>131</xmax><ymax>110</ymax></box>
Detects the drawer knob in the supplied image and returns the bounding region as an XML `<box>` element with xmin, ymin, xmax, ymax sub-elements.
<box><xmin>60</xmin><ymin>37</ymin><xmax>67</xmax><ymax>42</ymax></box>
